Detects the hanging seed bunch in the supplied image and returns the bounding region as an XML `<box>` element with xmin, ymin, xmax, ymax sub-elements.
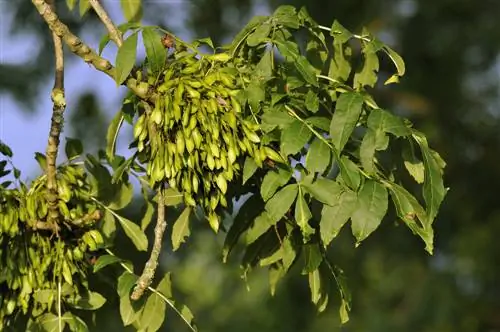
<box><xmin>0</xmin><ymin>164</ymin><xmax>103</xmax><ymax>327</ymax></box>
<box><xmin>133</xmin><ymin>50</ymin><xmax>283</xmax><ymax>231</ymax></box>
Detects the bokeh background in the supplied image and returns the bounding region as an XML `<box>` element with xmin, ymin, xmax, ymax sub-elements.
<box><xmin>2</xmin><ymin>0</ymin><xmax>500</xmax><ymax>331</ymax></box>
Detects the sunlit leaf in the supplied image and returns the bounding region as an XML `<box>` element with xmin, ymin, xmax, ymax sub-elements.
<box><xmin>260</xmin><ymin>167</ymin><xmax>292</xmax><ymax>201</ymax></box>
<box><xmin>295</xmin><ymin>187</ymin><xmax>314</xmax><ymax>238</ymax></box>
<box><xmin>338</xmin><ymin>156</ymin><xmax>361</xmax><ymax>190</ymax></box>
<box><xmin>354</xmin><ymin>51</ymin><xmax>379</xmax><ymax>88</ymax></box>
<box><xmin>137</xmin><ymin>293</ymin><xmax>166</xmax><ymax>332</ymax></box>
<box><xmin>246</xmin><ymin>23</ymin><xmax>272</xmax><ymax>46</ymax></box>
<box><xmin>281</xmin><ymin>120</ymin><xmax>312</xmax><ymax>156</ymax></box>
<box><xmin>142</xmin><ymin>27</ymin><xmax>167</xmax><ymax>77</ymax></box>
<box><xmin>245</xmin><ymin>211</ymin><xmax>275</xmax><ymax>245</ymax></box>
<box><xmin>351</xmin><ymin>180</ymin><xmax>388</xmax><ymax>244</ymax></box>
<box><xmin>320</xmin><ymin>190</ymin><xmax>357</xmax><ymax>246</ymax></box>
<box><xmin>93</xmin><ymin>255</ymin><xmax>122</xmax><ymax>273</ymax></box>
<box><xmin>273</xmin><ymin>5</ymin><xmax>300</xmax><ymax>29</ymax></box>
<box><xmin>305</xmin><ymin>138</ymin><xmax>331</xmax><ymax>174</ymax></box>
<box><xmin>120</xmin><ymin>0</ymin><xmax>142</xmax><ymax>22</ymax></box>
<box><xmin>171</xmin><ymin>207</ymin><xmax>191</xmax><ymax>251</ymax></box>
<box><xmin>115</xmin><ymin>32</ymin><xmax>138</xmax><ymax>85</ymax></box>
<box><xmin>330</xmin><ymin>92</ymin><xmax>364</xmax><ymax>153</ymax></box>
<box><xmin>243</xmin><ymin>157</ymin><xmax>258</xmax><ymax>184</ymax></box>
<box><xmin>113</xmin><ymin>212</ymin><xmax>148</xmax><ymax>251</ymax></box>
<box><xmin>302</xmin><ymin>176</ymin><xmax>342</xmax><ymax>206</ymax></box>
<box><xmin>106</xmin><ymin>110</ymin><xmax>124</xmax><ymax>162</ymax></box>
<box><xmin>265</xmin><ymin>184</ymin><xmax>298</xmax><ymax>222</ymax></box>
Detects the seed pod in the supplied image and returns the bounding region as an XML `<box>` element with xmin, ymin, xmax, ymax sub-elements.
<box><xmin>173</xmin><ymin>103</ymin><xmax>182</xmax><ymax>122</ymax></box>
<box><xmin>192</xmin><ymin>173</ymin><xmax>200</xmax><ymax>193</ymax></box>
<box><xmin>207</xmin><ymin>212</ymin><xmax>219</xmax><ymax>233</ymax></box>
<box><xmin>185</xmin><ymin>85</ymin><xmax>201</xmax><ymax>99</ymax></box>
<box><xmin>176</xmin><ymin>130</ymin><xmax>185</xmax><ymax>155</ymax></box>
<box><xmin>230</xmin><ymin>96</ymin><xmax>242</xmax><ymax>113</ymax></box>
<box><xmin>133</xmin><ymin>114</ymin><xmax>146</xmax><ymax>138</ymax></box>
<box><xmin>215</xmin><ymin>173</ymin><xmax>227</xmax><ymax>194</ymax></box>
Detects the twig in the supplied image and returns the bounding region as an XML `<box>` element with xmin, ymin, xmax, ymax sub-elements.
<box><xmin>31</xmin><ymin>0</ymin><xmax>150</xmax><ymax>100</ymax></box>
<box><xmin>88</xmin><ymin>0</ymin><xmax>123</xmax><ymax>47</ymax></box>
<box><xmin>45</xmin><ymin>0</ymin><xmax>65</xmax><ymax>232</ymax></box>
<box><xmin>104</xmin><ymin>249</ymin><xmax>197</xmax><ymax>332</ymax></box>
<box><xmin>131</xmin><ymin>188</ymin><xmax>167</xmax><ymax>300</ymax></box>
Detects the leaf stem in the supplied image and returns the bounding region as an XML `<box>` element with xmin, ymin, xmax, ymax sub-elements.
<box><xmin>88</xmin><ymin>0</ymin><xmax>123</xmax><ymax>47</ymax></box>
<box><xmin>131</xmin><ymin>187</ymin><xmax>167</xmax><ymax>300</ymax></box>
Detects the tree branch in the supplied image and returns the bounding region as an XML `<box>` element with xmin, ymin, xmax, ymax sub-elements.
<box><xmin>131</xmin><ymin>188</ymin><xmax>167</xmax><ymax>300</ymax></box>
<box><xmin>88</xmin><ymin>0</ymin><xmax>123</xmax><ymax>47</ymax></box>
<box><xmin>45</xmin><ymin>0</ymin><xmax>65</xmax><ymax>231</ymax></box>
<box><xmin>31</xmin><ymin>0</ymin><xmax>150</xmax><ymax>100</ymax></box>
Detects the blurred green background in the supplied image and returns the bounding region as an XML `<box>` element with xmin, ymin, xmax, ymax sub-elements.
<box><xmin>2</xmin><ymin>0</ymin><xmax>500</xmax><ymax>331</ymax></box>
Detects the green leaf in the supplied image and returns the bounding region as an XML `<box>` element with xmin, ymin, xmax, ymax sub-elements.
<box><xmin>295</xmin><ymin>56</ymin><xmax>319</xmax><ymax>86</ymax></box>
<box><xmin>383</xmin><ymin>46</ymin><xmax>405</xmax><ymax>77</ymax></box>
<box><xmin>330</xmin><ymin>20</ymin><xmax>353</xmax><ymax>44</ymax></box>
<box><xmin>69</xmin><ymin>291</ymin><xmax>106</xmax><ymax>310</ymax></box>
<box><xmin>117</xmin><ymin>272</ymin><xmax>140</xmax><ymax>326</ymax></box>
<box><xmin>156</xmin><ymin>272</ymin><xmax>173</xmax><ymax>298</ymax></box>
<box><xmin>79</xmin><ymin>0</ymin><xmax>90</xmax><ymax>17</ymax></box>
<box><xmin>402</xmin><ymin>142</ymin><xmax>424</xmax><ymax>184</ymax></box>
<box><xmin>269</xmin><ymin>264</ymin><xmax>286</xmax><ymax>296</ymax></box>
<box><xmin>246</xmin><ymin>82</ymin><xmax>266</xmax><ymax>111</ymax></box>
<box><xmin>114</xmin><ymin>212</ymin><xmax>148</xmax><ymax>251</ymax></box>
<box><xmin>261</xmin><ymin>110</ymin><xmax>294</xmax><ymax>130</ymax></box>
<box><xmin>354</xmin><ymin>51</ymin><xmax>379</xmax><ymax>88</ymax></box>
<box><xmin>142</xmin><ymin>27</ymin><xmax>166</xmax><ymax>77</ymax></box>
<box><xmin>65</xmin><ymin>137</ymin><xmax>83</xmax><ymax>160</ymax></box>
<box><xmin>273</xmin><ymin>5</ymin><xmax>300</xmax><ymax>29</ymax></box>
<box><xmin>66</xmin><ymin>313</ymin><xmax>89</xmax><ymax>332</ymax></box>
<box><xmin>320</xmin><ymin>190</ymin><xmax>357</xmax><ymax>247</ymax></box>
<box><xmin>115</xmin><ymin>32</ymin><xmax>138</xmax><ymax>85</ymax></box>
<box><xmin>223</xmin><ymin>195</ymin><xmax>264</xmax><ymax>262</ymax></box>
<box><xmin>306</xmin><ymin>116</ymin><xmax>330</xmax><ymax>132</ymax></box>
<box><xmin>330</xmin><ymin>92</ymin><xmax>364</xmax><ymax>153</ymax></box>
<box><xmin>34</xmin><ymin>152</ymin><xmax>47</xmax><ymax>171</ymax></box>
<box><xmin>139</xmin><ymin>201</ymin><xmax>155</xmax><ymax>230</ymax></box>
<box><xmin>99</xmin><ymin>210</ymin><xmax>116</xmax><ymax>244</ymax></box>
<box><xmin>0</xmin><ymin>141</ymin><xmax>13</xmax><ymax>157</ymax></box>
<box><xmin>281</xmin><ymin>120</ymin><xmax>312</xmax><ymax>156</ymax></box>
<box><xmin>93</xmin><ymin>255</ymin><xmax>122</xmax><ymax>272</ymax></box>
<box><xmin>359</xmin><ymin>128</ymin><xmax>388</xmax><ymax>174</ymax></box>
<box><xmin>119</xmin><ymin>295</ymin><xmax>139</xmax><ymax>326</ymax></box>
<box><xmin>118</xmin><ymin>272</ymin><xmax>138</xmax><ymax>297</ymax></box>
<box><xmin>99</xmin><ymin>22</ymin><xmax>141</xmax><ymax>55</ymax></box>
<box><xmin>254</xmin><ymin>50</ymin><xmax>273</xmax><ymax>81</ymax></box>
<box><xmin>246</xmin><ymin>23</ymin><xmax>272</xmax><ymax>46</ymax></box>
<box><xmin>308</xmin><ymin>266</ymin><xmax>329</xmax><ymax>312</ymax></box>
<box><xmin>274</xmin><ymin>39</ymin><xmax>300</xmax><ymax>60</ymax></box>
<box><xmin>193</xmin><ymin>37</ymin><xmax>214</xmax><ymax>49</ymax></box>
<box><xmin>37</xmin><ymin>313</ymin><xmax>69</xmax><ymax>332</ymax></box>
<box><xmin>302</xmin><ymin>243</ymin><xmax>322</xmax><ymax>273</ymax></box>
<box><xmin>302</xmin><ymin>176</ymin><xmax>342</xmax><ymax>206</ymax></box>
<box><xmin>305</xmin><ymin>138</ymin><xmax>331</xmax><ymax>174</ymax></box>
<box><xmin>413</xmin><ymin>132</ymin><xmax>447</xmax><ymax>226</ymax></box>
<box><xmin>66</xmin><ymin>0</ymin><xmax>76</xmax><ymax>10</ymax></box>
<box><xmin>367</xmin><ymin>108</ymin><xmax>411</xmax><ymax>137</ymax></box>
<box><xmin>265</xmin><ymin>184</ymin><xmax>298</xmax><ymax>222</ymax></box>
<box><xmin>106</xmin><ymin>109</ymin><xmax>124</xmax><ymax>162</ymax></box>
<box><xmin>351</xmin><ymin>180</ymin><xmax>388</xmax><ymax>244</ymax></box>
<box><xmin>120</xmin><ymin>0</ymin><xmax>142</xmax><ymax>22</ymax></box>
<box><xmin>305</xmin><ymin>90</ymin><xmax>319</xmax><ymax>112</ymax></box>
<box><xmin>245</xmin><ymin>211</ymin><xmax>275</xmax><ymax>245</ymax></box>
<box><xmin>164</xmin><ymin>187</ymin><xmax>183</xmax><ymax>206</ymax></box>
<box><xmin>242</xmin><ymin>157</ymin><xmax>258</xmax><ymax>184</ymax></box>
<box><xmin>137</xmin><ymin>293</ymin><xmax>166</xmax><ymax>332</ymax></box>
<box><xmin>171</xmin><ymin>207</ymin><xmax>191</xmax><ymax>251</ymax></box>
<box><xmin>230</xmin><ymin>15</ymin><xmax>268</xmax><ymax>55</ymax></box>
<box><xmin>295</xmin><ymin>187</ymin><xmax>315</xmax><ymax>238</ymax></box>
<box><xmin>108</xmin><ymin>181</ymin><xmax>134</xmax><ymax>210</ymax></box>
<box><xmin>338</xmin><ymin>156</ymin><xmax>361</xmax><ymax>190</ymax></box>
<box><xmin>260</xmin><ymin>167</ymin><xmax>293</xmax><ymax>201</ymax></box>
<box><xmin>328</xmin><ymin>43</ymin><xmax>351</xmax><ymax>81</ymax></box>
